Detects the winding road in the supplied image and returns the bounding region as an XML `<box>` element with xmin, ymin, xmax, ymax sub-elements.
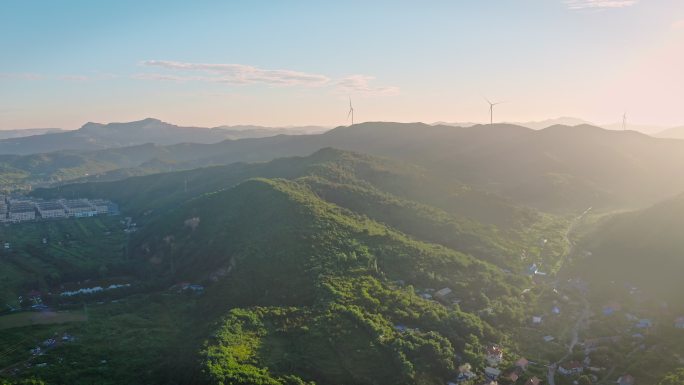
<box><xmin>546</xmin><ymin>208</ymin><xmax>592</xmax><ymax>385</ymax></box>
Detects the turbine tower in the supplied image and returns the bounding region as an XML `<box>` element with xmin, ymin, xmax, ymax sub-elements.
<box><xmin>347</xmin><ymin>97</ymin><xmax>355</xmax><ymax>125</ymax></box>
<box><xmin>485</xmin><ymin>98</ymin><xmax>503</xmax><ymax>125</ymax></box>
<box><xmin>622</xmin><ymin>112</ymin><xmax>627</xmax><ymax>131</ymax></box>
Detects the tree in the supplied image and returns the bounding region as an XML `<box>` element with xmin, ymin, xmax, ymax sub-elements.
<box><xmin>659</xmin><ymin>368</ymin><xmax>684</xmax><ymax>385</ymax></box>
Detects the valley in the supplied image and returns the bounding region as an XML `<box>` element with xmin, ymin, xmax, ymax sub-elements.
<box><xmin>0</xmin><ymin>124</ymin><xmax>683</xmax><ymax>385</ymax></box>
<box><xmin>4</xmin><ymin>2</ymin><xmax>684</xmax><ymax>383</ymax></box>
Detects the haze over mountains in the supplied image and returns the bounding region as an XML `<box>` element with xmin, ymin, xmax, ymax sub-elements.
<box><xmin>5</xmin><ymin>117</ymin><xmax>684</xmax><ymax>158</ymax></box>
<box><xmin>654</xmin><ymin>125</ymin><xmax>684</xmax><ymax>139</ymax></box>
<box><xmin>573</xmin><ymin>192</ymin><xmax>684</xmax><ymax>303</ymax></box>
<box><xmin>4</xmin><ymin>119</ymin><xmax>684</xmax><ymax>385</ymax></box>
<box><xmin>5</xmin><ymin>121</ymin><xmax>684</xmax><ymax>212</ymax></box>
<box><xmin>0</xmin><ymin>118</ymin><xmax>327</xmax><ymax>155</ymax></box>
<box><xmin>435</xmin><ymin>117</ymin><xmax>593</xmax><ymax>130</ymax></box>
<box><xmin>438</xmin><ymin>117</ymin><xmax>684</xmax><ymax>135</ymax></box>
<box><xmin>0</xmin><ymin>128</ymin><xmax>64</xmax><ymax>140</ymax></box>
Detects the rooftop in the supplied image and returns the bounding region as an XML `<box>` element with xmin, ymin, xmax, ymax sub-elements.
<box><xmin>63</xmin><ymin>200</ymin><xmax>94</xmax><ymax>209</ymax></box>
<box><xmin>10</xmin><ymin>203</ymin><xmax>35</xmax><ymax>213</ymax></box>
<box><xmin>37</xmin><ymin>201</ymin><xmax>65</xmax><ymax>210</ymax></box>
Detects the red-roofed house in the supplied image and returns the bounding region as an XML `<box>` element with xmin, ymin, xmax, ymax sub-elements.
<box><xmin>506</xmin><ymin>371</ymin><xmax>519</xmax><ymax>382</ymax></box>
<box><xmin>515</xmin><ymin>357</ymin><xmax>530</xmax><ymax>370</ymax></box>
<box><xmin>617</xmin><ymin>374</ymin><xmax>635</xmax><ymax>385</ymax></box>
<box><xmin>504</xmin><ymin>367</ymin><xmax>522</xmax><ymax>382</ymax></box>
<box><xmin>525</xmin><ymin>376</ymin><xmax>541</xmax><ymax>385</ymax></box>
<box><xmin>486</xmin><ymin>345</ymin><xmax>504</xmax><ymax>366</ymax></box>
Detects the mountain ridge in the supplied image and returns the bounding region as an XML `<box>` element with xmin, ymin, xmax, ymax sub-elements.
<box><xmin>0</xmin><ymin>118</ymin><xmax>327</xmax><ymax>155</ymax></box>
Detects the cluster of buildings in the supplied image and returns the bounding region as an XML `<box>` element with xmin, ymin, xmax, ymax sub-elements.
<box><xmin>447</xmin><ymin>345</ymin><xmax>540</xmax><ymax>385</ymax></box>
<box><xmin>0</xmin><ymin>195</ymin><xmax>117</xmax><ymax>223</ymax></box>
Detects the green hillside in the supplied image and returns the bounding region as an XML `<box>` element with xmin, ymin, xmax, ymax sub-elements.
<box><xmin>0</xmin><ymin>217</ymin><xmax>129</xmax><ymax>306</ymax></box>
<box><xmin>571</xmin><ymin>193</ymin><xmax>684</xmax><ymax>307</ymax></box>
<box><xmin>33</xmin><ymin>148</ymin><xmax>556</xmax><ymax>268</ymax></box>
<box><xmin>1</xmin><ymin>150</ymin><xmax>573</xmax><ymax>385</ymax></box>
<box><xmin>13</xmin><ymin>121</ymin><xmax>684</xmax><ymax>213</ymax></box>
<box><xmin>132</xmin><ymin>178</ymin><xmax>519</xmax><ymax>385</ymax></box>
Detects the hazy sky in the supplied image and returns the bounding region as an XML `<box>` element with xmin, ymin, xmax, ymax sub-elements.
<box><xmin>1</xmin><ymin>0</ymin><xmax>683</xmax><ymax>129</ymax></box>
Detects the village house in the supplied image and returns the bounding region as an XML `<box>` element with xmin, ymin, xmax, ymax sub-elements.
<box><xmin>394</xmin><ymin>324</ymin><xmax>408</xmax><ymax>333</ymax></box>
<box><xmin>532</xmin><ymin>316</ymin><xmax>543</xmax><ymax>325</ymax></box>
<box><xmin>36</xmin><ymin>201</ymin><xmax>66</xmax><ymax>219</ymax></box>
<box><xmin>584</xmin><ymin>336</ymin><xmax>621</xmax><ymax>349</ymax></box>
<box><xmin>543</xmin><ymin>335</ymin><xmax>555</xmax><ymax>342</ymax></box>
<box><xmin>434</xmin><ymin>287</ymin><xmax>453</xmax><ymax>303</ymax></box>
<box><xmin>525</xmin><ymin>376</ymin><xmax>541</xmax><ymax>385</ymax></box>
<box><xmin>503</xmin><ymin>368</ymin><xmax>522</xmax><ymax>382</ymax></box>
<box><xmin>603</xmin><ymin>302</ymin><xmax>621</xmax><ymax>316</ymax></box>
<box><xmin>452</xmin><ymin>364</ymin><xmax>476</xmax><ymax>383</ymax></box>
<box><xmin>484</xmin><ymin>367</ymin><xmax>501</xmax><ymax>381</ymax></box>
<box><xmin>558</xmin><ymin>361</ymin><xmax>583</xmax><ymax>376</ymax></box>
<box><xmin>515</xmin><ymin>357</ymin><xmax>530</xmax><ymax>370</ymax></box>
<box><xmin>635</xmin><ymin>319</ymin><xmax>653</xmax><ymax>329</ymax></box>
<box><xmin>617</xmin><ymin>374</ymin><xmax>635</xmax><ymax>385</ymax></box>
<box><xmin>485</xmin><ymin>345</ymin><xmax>504</xmax><ymax>366</ymax></box>
<box><xmin>673</xmin><ymin>316</ymin><xmax>684</xmax><ymax>329</ymax></box>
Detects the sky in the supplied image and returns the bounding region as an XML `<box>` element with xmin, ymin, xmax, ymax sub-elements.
<box><xmin>1</xmin><ymin>0</ymin><xmax>683</xmax><ymax>130</ymax></box>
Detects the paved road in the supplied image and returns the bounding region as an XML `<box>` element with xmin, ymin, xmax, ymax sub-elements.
<box><xmin>546</xmin><ymin>208</ymin><xmax>592</xmax><ymax>385</ymax></box>
<box><xmin>548</xmin><ymin>296</ymin><xmax>590</xmax><ymax>385</ymax></box>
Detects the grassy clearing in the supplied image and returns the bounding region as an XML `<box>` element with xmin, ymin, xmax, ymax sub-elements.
<box><xmin>0</xmin><ymin>311</ymin><xmax>87</xmax><ymax>331</ymax></box>
<box><xmin>0</xmin><ymin>216</ymin><xmax>127</xmax><ymax>305</ymax></box>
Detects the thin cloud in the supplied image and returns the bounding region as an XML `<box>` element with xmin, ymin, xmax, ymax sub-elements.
<box><xmin>563</xmin><ymin>0</ymin><xmax>638</xmax><ymax>10</ymax></box>
<box><xmin>59</xmin><ymin>75</ymin><xmax>89</xmax><ymax>81</ymax></box>
<box><xmin>141</xmin><ymin>60</ymin><xmax>330</xmax><ymax>87</ymax></box>
<box><xmin>131</xmin><ymin>73</ymin><xmax>203</xmax><ymax>82</ymax></box>
<box><xmin>0</xmin><ymin>73</ymin><xmax>43</xmax><ymax>80</ymax></box>
<box><xmin>137</xmin><ymin>60</ymin><xmax>400</xmax><ymax>96</ymax></box>
<box><xmin>336</xmin><ymin>75</ymin><xmax>400</xmax><ymax>96</ymax></box>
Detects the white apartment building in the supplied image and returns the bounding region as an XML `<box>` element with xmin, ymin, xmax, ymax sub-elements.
<box><xmin>37</xmin><ymin>201</ymin><xmax>66</xmax><ymax>219</ymax></box>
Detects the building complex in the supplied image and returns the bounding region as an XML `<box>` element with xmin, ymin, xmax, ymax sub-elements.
<box><xmin>0</xmin><ymin>196</ymin><xmax>118</xmax><ymax>223</ymax></box>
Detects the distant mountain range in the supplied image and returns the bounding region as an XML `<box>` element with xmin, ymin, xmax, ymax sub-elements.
<box><xmin>4</xmin><ymin>117</ymin><xmax>684</xmax><ymax>157</ymax></box>
<box><xmin>10</xmin><ymin>121</ymin><xmax>684</xmax><ymax>212</ymax></box>
<box><xmin>435</xmin><ymin>117</ymin><xmax>593</xmax><ymax>130</ymax></box>
<box><xmin>437</xmin><ymin>117</ymin><xmax>684</xmax><ymax>136</ymax></box>
<box><xmin>0</xmin><ymin>118</ymin><xmax>328</xmax><ymax>155</ymax></box>
<box><xmin>0</xmin><ymin>128</ymin><xmax>64</xmax><ymax>140</ymax></box>
<box><xmin>654</xmin><ymin>125</ymin><xmax>684</xmax><ymax>139</ymax></box>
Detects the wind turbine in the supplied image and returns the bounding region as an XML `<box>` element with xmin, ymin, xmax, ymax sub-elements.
<box><xmin>622</xmin><ymin>112</ymin><xmax>627</xmax><ymax>131</ymax></box>
<box><xmin>485</xmin><ymin>98</ymin><xmax>504</xmax><ymax>125</ymax></box>
<box><xmin>347</xmin><ymin>97</ymin><xmax>355</xmax><ymax>125</ymax></box>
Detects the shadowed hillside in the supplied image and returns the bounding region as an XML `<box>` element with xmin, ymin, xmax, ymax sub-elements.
<box><xmin>572</xmin><ymin>193</ymin><xmax>684</xmax><ymax>308</ymax></box>
<box><xmin>19</xmin><ymin>122</ymin><xmax>684</xmax><ymax>212</ymax></box>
